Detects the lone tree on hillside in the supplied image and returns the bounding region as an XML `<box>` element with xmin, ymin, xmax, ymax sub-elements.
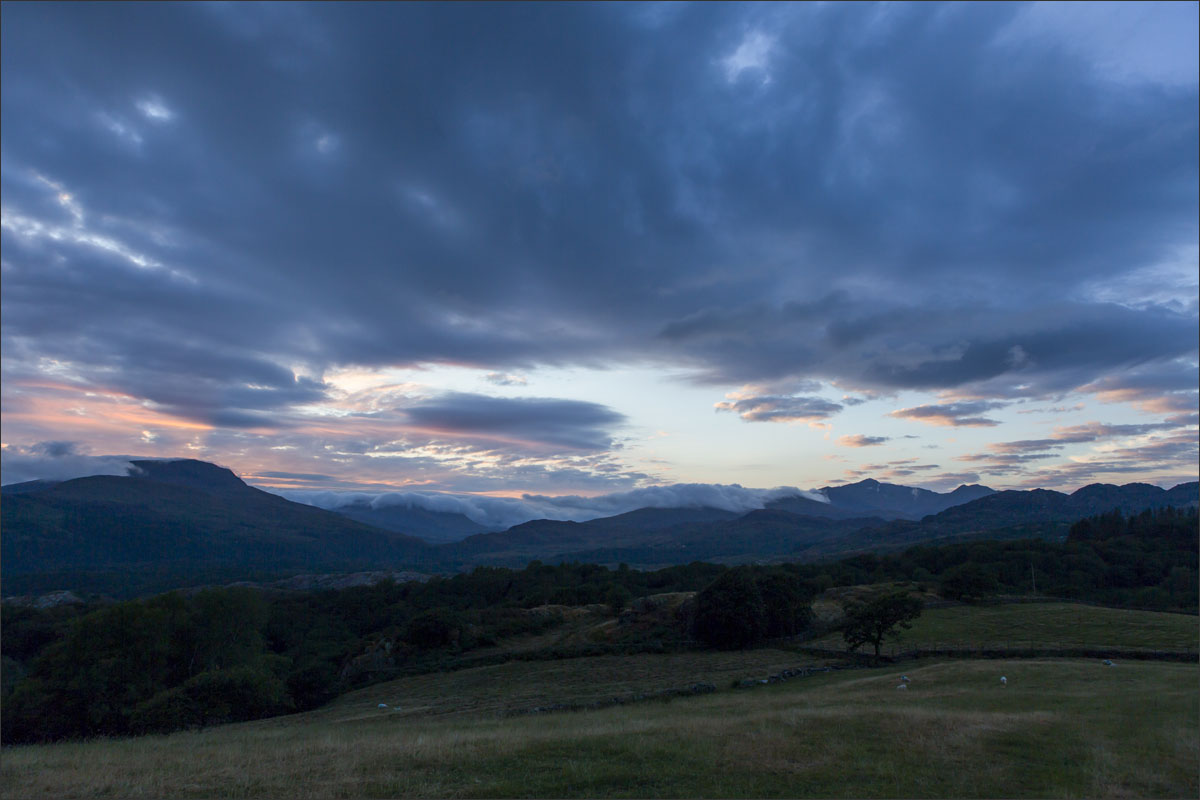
<box><xmin>841</xmin><ymin>591</ymin><xmax>924</xmax><ymax>661</ymax></box>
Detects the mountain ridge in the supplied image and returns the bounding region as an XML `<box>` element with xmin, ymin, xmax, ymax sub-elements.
<box><xmin>2</xmin><ymin>459</ymin><xmax>1195</xmax><ymax>596</ymax></box>
<box><xmin>1</xmin><ymin>461</ymin><xmax>435</xmax><ymax>591</ymax></box>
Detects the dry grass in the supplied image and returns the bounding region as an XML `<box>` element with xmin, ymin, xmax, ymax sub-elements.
<box><xmin>4</xmin><ymin>659</ymin><xmax>1195</xmax><ymax>799</ymax></box>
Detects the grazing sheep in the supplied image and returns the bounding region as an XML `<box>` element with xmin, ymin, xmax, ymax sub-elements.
<box><xmin>1103</xmin><ymin>659</ymin><xmax>1115</xmax><ymax>666</ymax></box>
<box><xmin>1000</xmin><ymin>676</ymin><xmax>1007</xmax><ymax>686</ymax></box>
<box><xmin>900</xmin><ymin>675</ymin><xmax>910</xmax><ymax>683</ymax></box>
<box><xmin>896</xmin><ymin>683</ymin><xmax>908</xmax><ymax>690</ymax></box>
<box><xmin>377</xmin><ymin>703</ymin><xmax>389</xmax><ymax>709</ymax></box>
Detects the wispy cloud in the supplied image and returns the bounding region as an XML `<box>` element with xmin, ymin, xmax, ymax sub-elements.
<box><xmin>715</xmin><ymin>391</ymin><xmax>843</xmax><ymax>424</ymax></box>
<box><xmin>837</xmin><ymin>434</ymin><xmax>890</xmax><ymax>448</ymax></box>
<box><xmin>889</xmin><ymin>401</ymin><xmax>1007</xmax><ymax>428</ymax></box>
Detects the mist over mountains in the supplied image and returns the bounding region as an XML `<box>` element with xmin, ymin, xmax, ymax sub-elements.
<box><xmin>278</xmin><ymin>482</ymin><xmax>837</xmax><ymax>533</ymax></box>
<box><xmin>279</xmin><ymin>478</ymin><xmax>998</xmax><ymax>534</ymax></box>
<box><xmin>2</xmin><ymin>459</ymin><xmax>1196</xmax><ymax>598</ymax></box>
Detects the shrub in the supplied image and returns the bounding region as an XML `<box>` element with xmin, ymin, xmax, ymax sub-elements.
<box><xmin>131</xmin><ymin>666</ymin><xmax>291</xmax><ymax>734</ymax></box>
<box><xmin>405</xmin><ymin>607</ymin><xmax>462</xmax><ymax>649</ymax></box>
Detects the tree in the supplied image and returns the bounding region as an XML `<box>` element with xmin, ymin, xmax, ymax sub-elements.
<box><xmin>692</xmin><ymin>568</ymin><xmax>766</xmax><ymax>650</ymax></box>
<box><xmin>605</xmin><ymin>583</ymin><xmax>632</xmax><ymax>615</ymax></box>
<box><xmin>841</xmin><ymin>591</ymin><xmax>924</xmax><ymax>661</ymax></box>
<box><xmin>405</xmin><ymin>607</ymin><xmax>461</xmax><ymax>649</ymax></box>
<box><xmin>756</xmin><ymin>571</ymin><xmax>815</xmax><ymax>638</ymax></box>
<box><xmin>940</xmin><ymin>563</ymin><xmax>998</xmax><ymax>603</ymax></box>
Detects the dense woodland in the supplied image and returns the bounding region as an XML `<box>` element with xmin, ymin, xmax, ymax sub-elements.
<box><xmin>2</xmin><ymin>506</ymin><xmax>1195</xmax><ymax>744</ymax></box>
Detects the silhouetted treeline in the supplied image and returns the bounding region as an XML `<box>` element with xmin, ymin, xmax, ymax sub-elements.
<box><xmin>1</xmin><ymin>561</ymin><xmax>724</xmax><ymax>742</ymax></box>
<box><xmin>2</xmin><ymin>506</ymin><xmax>1194</xmax><ymax>743</ymax></box>
<box><xmin>766</xmin><ymin>506</ymin><xmax>1197</xmax><ymax>611</ymax></box>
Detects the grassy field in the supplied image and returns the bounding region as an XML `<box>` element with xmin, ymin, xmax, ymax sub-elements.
<box><xmin>311</xmin><ymin>647</ymin><xmax>838</xmax><ymax>722</ymax></box>
<box><xmin>3</xmin><ymin>658</ymin><xmax>1195</xmax><ymax>798</ymax></box>
<box><xmin>803</xmin><ymin>601</ymin><xmax>1200</xmax><ymax>654</ymax></box>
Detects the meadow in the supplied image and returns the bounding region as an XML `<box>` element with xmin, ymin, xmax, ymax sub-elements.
<box><xmin>3</xmin><ymin>657</ymin><xmax>1195</xmax><ymax>798</ymax></box>
<box><xmin>802</xmin><ymin>600</ymin><xmax>1200</xmax><ymax>654</ymax></box>
<box><xmin>5</xmin><ymin>599</ymin><xmax>1198</xmax><ymax>798</ymax></box>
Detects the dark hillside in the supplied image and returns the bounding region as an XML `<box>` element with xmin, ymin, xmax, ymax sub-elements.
<box><xmin>1</xmin><ymin>462</ymin><xmax>434</xmax><ymax>594</ymax></box>
<box><xmin>0</xmin><ymin>480</ymin><xmax>63</xmax><ymax>495</ymax></box>
<box><xmin>331</xmin><ymin>501</ymin><xmax>492</xmax><ymax>543</ymax></box>
<box><xmin>919</xmin><ymin>481</ymin><xmax>1198</xmax><ymax>533</ymax></box>
<box><xmin>584</xmin><ymin>506</ymin><xmax>743</xmax><ymax>533</ymax></box>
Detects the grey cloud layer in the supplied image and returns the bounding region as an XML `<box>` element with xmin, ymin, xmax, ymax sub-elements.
<box><xmin>1</xmin><ymin>3</ymin><xmax>1196</xmax><ymax>440</ymax></box>
<box><xmin>401</xmin><ymin>393</ymin><xmax>626</xmax><ymax>452</ymax></box>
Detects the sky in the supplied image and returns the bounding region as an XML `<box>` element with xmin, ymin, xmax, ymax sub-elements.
<box><xmin>2</xmin><ymin>1</ymin><xmax>1197</xmax><ymax>517</ymax></box>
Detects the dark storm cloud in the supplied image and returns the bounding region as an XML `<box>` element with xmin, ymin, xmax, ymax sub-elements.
<box><xmin>662</xmin><ymin>299</ymin><xmax>1198</xmax><ymax>395</ymax></box>
<box><xmin>1</xmin><ymin>2</ymin><xmax>1196</xmax><ymax>434</ymax></box>
<box><xmin>402</xmin><ymin>393</ymin><xmax>626</xmax><ymax>452</ymax></box>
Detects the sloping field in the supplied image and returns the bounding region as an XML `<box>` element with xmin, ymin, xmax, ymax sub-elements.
<box><xmin>313</xmin><ymin>647</ymin><xmax>837</xmax><ymax>722</ymax></box>
<box><xmin>804</xmin><ymin>601</ymin><xmax>1199</xmax><ymax>654</ymax></box>
<box><xmin>4</xmin><ymin>659</ymin><xmax>1195</xmax><ymax>798</ymax></box>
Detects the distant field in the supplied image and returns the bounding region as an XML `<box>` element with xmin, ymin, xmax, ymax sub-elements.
<box><xmin>312</xmin><ymin>647</ymin><xmax>837</xmax><ymax>722</ymax></box>
<box><xmin>4</xmin><ymin>659</ymin><xmax>1195</xmax><ymax>798</ymax></box>
<box><xmin>803</xmin><ymin>601</ymin><xmax>1200</xmax><ymax>654</ymax></box>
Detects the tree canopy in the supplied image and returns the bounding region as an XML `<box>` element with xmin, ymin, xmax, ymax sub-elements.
<box><xmin>692</xmin><ymin>567</ymin><xmax>815</xmax><ymax>649</ymax></box>
<box><xmin>841</xmin><ymin>591</ymin><xmax>924</xmax><ymax>660</ymax></box>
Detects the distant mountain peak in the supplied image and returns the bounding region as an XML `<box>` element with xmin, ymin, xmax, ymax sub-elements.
<box><xmin>812</xmin><ymin>478</ymin><xmax>995</xmax><ymax>521</ymax></box>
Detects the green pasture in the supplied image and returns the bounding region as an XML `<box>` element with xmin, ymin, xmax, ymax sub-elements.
<box><xmin>4</xmin><ymin>658</ymin><xmax>1195</xmax><ymax>799</ymax></box>
<box><xmin>804</xmin><ymin>601</ymin><xmax>1199</xmax><ymax>654</ymax></box>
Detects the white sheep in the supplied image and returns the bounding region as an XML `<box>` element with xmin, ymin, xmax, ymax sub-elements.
<box><xmin>377</xmin><ymin>703</ymin><xmax>389</xmax><ymax>709</ymax></box>
<box><xmin>896</xmin><ymin>683</ymin><xmax>908</xmax><ymax>690</ymax></box>
<box><xmin>900</xmin><ymin>675</ymin><xmax>910</xmax><ymax>683</ymax></box>
<box><xmin>1000</xmin><ymin>676</ymin><xmax>1007</xmax><ymax>686</ymax></box>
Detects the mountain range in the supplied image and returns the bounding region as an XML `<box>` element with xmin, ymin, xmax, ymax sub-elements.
<box><xmin>2</xmin><ymin>459</ymin><xmax>1195</xmax><ymax>597</ymax></box>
